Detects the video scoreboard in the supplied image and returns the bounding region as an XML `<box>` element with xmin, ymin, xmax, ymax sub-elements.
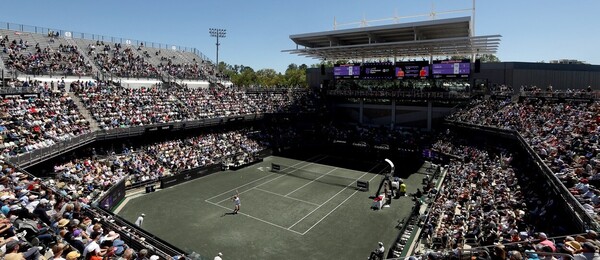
<box><xmin>431</xmin><ymin>60</ymin><xmax>471</xmax><ymax>79</ymax></box>
<box><xmin>333</xmin><ymin>60</ymin><xmax>470</xmax><ymax>80</ymax></box>
<box><xmin>333</xmin><ymin>64</ymin><xmax>361</xmax><ymax>79</ymax></box>
<box><xmin>395</xmin><ymin>61</ymin><xmax>429</xmax><ymax>80</ymax></box>
<box><xmin>361</xmin><ymin>62</ymin><xmax>394</xmax><ymax>80</ymax></box>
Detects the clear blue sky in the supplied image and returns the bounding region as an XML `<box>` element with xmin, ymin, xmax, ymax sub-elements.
<box><xmin>1</xmin><ymin>0</ymin><xmax>599</xmax><ymax>73</ymax></box>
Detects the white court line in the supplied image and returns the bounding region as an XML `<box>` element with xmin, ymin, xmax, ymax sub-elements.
<box><xmin>284</xmin><ymin>167</ymin><xmax>338</xmax><ymax>197</ymax></box>
<box><xmin>253</xmin><ymin>187</ymin><xmax>321</xmax><ymax>207</ymax></box>
<box><xmin>287</xmin><ymin>183</ymin><xmax>352</xmax><ymax>230</ymax></box>
<box><xmin>204</xmin><ymin>171</ymin><xmax>277</xmax><ymax>202</ymax></box>
<box><xmin>301</xmin><ymin>166</ymin><xmax>384</xmax><ymax>235</ymax></box>
<box><xmin>204</xmin><ymin>199</ymin><xmax>304</xmax><ymax>236</ymax></box>
<box><xmin>205</xmin><ymin>154</ymin><xmax>324</xmax><ymax>203</ymax></box>
<box><xmin>287</xmin><ymin>163</ymin><xmax>382</xmax><ymax>232</ymax></box>
<box><xmin>213</xmin><ymin>155</ymin><xmax>328</xmax><ymax>204</ymax></box>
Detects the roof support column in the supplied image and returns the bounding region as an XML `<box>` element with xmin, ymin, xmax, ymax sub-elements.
<box><xmin>359</xmin><ymin>99</ymin><xmax>364</xmax><ymax>124</ymax></box>
<box><xmin>391</xmin><ymin>99</ymin><xmax>396</xmax><ymax>130</ymax></box>
<box><xmin>427</xmin><ymin>100</ymin><xmax>433</xmax><ymax>131</ymax></box>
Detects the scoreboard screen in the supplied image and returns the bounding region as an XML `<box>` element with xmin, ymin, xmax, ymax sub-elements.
<box><xmin>333</xmin><ymin>64</ymin><xmax>361</xmax><ymax>79</ymax></box>
<box><xmin>395</xmin><ymin>61</ymin><xmax>430</xmax><ymax>79</ymax></box>
<box><xmin>360</xmin><ymin>62</ymin><xmax>394</xmax><ymax>80</ymax></box>
<box><xmin>431</xmin><ymin>60</ymin><xmax>471</xmax><ymax>79</ymax></box>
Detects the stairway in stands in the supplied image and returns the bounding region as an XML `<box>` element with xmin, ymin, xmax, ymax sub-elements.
<box><xmin>67</xmin><ymin>92</ymin><xmax>101</xmax><ymax>131</ymax></box>
<box><xmin>64</xmin><ymin>36</ymin><xmax>102</xmax><ymax>77</ymax></box>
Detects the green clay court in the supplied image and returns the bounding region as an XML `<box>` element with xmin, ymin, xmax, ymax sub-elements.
<box><xmin>115</xmin><ymin>155</ymin><xmax>422</xmax><ymax>260</ymax></box>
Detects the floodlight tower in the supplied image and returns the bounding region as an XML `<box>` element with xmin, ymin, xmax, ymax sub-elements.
<box><xmin>209</xmin><ymin>28</ymin><xmax>226</xmax><ymax>68</ymax></box>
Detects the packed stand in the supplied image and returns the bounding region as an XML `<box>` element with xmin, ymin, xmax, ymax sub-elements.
<box><xmin>74</xmin><ymin>85</ymin><xmax>187</xmax><ymax>129</ymax></box>
<box><xmin>51</xmin><ymin>129</ymin><xmax>265</xmax><ymax>202</ymax></box>
<box><xmin>420</xmin><ymin>136</ymin><xmax>592</xmax><ymax>260</ymax></box>
<box><xmin>448</xmin><ymin>98</ymin><xmax>600</xmax><ymax>220</ymax></box>
<box><xmin>137</xmin><ymin>44</ymin><xmax>213</xmax><ymax>80</ymax></box>
<box><xmin>174</xmin><ymin>87</ymin><xmax>312</xmax><ymax>119</ymax></box>
<box><xmin>2</xmin><ymin>33</ymin><xmax>92</xmax><ymax>76</ymax></box>
<box><xmin>157</xmin><ymin>60</ymin><xmax>202</xmax><ymax>80</ymax></box>
<box><xmin>89</xmin><ymin>41</ymin><xmax>160</xmax><ymax>78</ymax></box>
<box><xmin>0</xmin><ymin>159</ymin><xmax>168</xmax><ymax>260</ymax></box>
<box><xmin>0</xmin><ymin>85</ymin><xmax>91</xmax><ymax>158</ymax></box>
<box><xmin>143</xmin><ymin>130</ymin><xmax>263</xmax><ymax>172</ymax></box>
<box><xmin>74</xmin><ymin>84</ymin><xmax>317</xmax><ymax>129</ymax></box>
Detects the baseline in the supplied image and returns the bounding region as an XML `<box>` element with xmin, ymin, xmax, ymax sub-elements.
<box><xmin>204</xmin><ymin>199</ymin><xmax>304</xmax><ymax>236</ymax></box>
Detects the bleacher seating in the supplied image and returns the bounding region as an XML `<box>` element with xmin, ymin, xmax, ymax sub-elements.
<box><xmin>0</xmin><ymin>30</ymin><xmax>92</xmax><ymax>77</ymax></box>
<box><xmin>449</xmin><ymin>98</ymin><xmax>600</xmax><ymax>221</ymax></box>
<box><xmin>0</xmin><ymin>86</ymin><xmax>91</xmax><ymax>159</ymax></box>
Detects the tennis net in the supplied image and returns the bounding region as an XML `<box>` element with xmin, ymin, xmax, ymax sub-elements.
<box><xmin>271</xmin><ymin>163</ymin><xmax>369</xmax><ymax>190</ymax></box>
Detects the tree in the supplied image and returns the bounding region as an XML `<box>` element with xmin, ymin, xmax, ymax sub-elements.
<box><xmin>310</xmin><ymin>60</ymin><xmax>350</xmax><ymax>68</ymax></box>
<box><xmin>287</xmin><ymin>63</ymin><xmax>298</xmax><ymax>71</ymax></box>
<box><xmin>284</xmin><ymin>63</ymin><xmax>307</xmax><ymax>87</ymax></box>
<box><xmin>231</xmin><ymin>66</ymin><xmax>257</xmax><ymax>87</ymax></box>
<box><xmin>256</xmin><ymin>68</ymin><xmax>279</xmax><ymax>87</ymax></box>
<box><xmin>479</xmin><ymin>54</ymin><xmax>500</xmax><ymax>63</ymax></box>
<box><xmin>450</xmin><ymin>54</ymin><xmax>500</xmax><ymax>63</ymax></box>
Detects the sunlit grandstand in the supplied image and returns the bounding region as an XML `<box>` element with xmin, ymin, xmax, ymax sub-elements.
<box><xmin>0</xmin><ymin>2</ymin><xmax>600</xmax><ymax>260</ymax></box>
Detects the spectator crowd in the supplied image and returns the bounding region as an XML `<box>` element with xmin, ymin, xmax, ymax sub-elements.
<box><xmin>75</xmin><ymin>85</ymin><xmax>315</xmax><ymax>130</ymax></box>
<box><xmin>2</xmin><ymin>33</ymin><xmax>92</xmax><ymax>76</ymax></box>
<box><xmin>90</xmin><ymin>42</ymin><xmax>160</xmax><ymax>79</ymax></box>
<box><xmin>51</xmin><ymin>129</ymin><xmax>265</xmax><ymax>203</ymax></box>
<box><xmin>0</xmin><ymin>86</ymin><xmax>91</xmax><ymax>159</ymax></box>
<box><xmin>0</xmin><ymin>157</ymin><xmax>182</xmax><ymax>260</ymax></box>
<box><xmin>419</xmin><ymin>134</ymin><xmax>600</xmax><ymax>260</ymax></box>
<box><xmin>448</xmin><ymin>98</ymin><xmax>600</xmax><ymax>221</ymax></box>
<box><xmin>0</xmin><ymin>126</ymin><xmax>268</xmax><ymax>259</ymax></box>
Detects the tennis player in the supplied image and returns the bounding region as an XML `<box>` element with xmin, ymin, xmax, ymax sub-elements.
<box><xmin>232</xmin><ymin>190</ymin><xmax>240</xmax><ymax>214</ymax></box>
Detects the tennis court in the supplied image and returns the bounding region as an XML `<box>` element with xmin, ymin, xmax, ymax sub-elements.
<box><xmin>116</xmin><ymin>155</ymin><xmax>420</xmax><ymax>260</ymax></box>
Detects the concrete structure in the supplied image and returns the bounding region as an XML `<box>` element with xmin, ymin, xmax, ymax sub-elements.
<box><xmin>474</xmin><ymin>62</ymin><xmax>600</xmax><ymax>91</ymax></box>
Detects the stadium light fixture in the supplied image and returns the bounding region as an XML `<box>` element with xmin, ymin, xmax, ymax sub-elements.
<box><xmin>209</xmin><ymin>28</ymin><xmax>226</xmax><ymax>68</ymax></box>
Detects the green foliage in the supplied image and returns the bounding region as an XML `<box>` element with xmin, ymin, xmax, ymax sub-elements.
<box><xmin>284</xmin><ymin>63</ymin><xmax>306</xmax><ymax>87</ymax></box>
<box><xmin>256</xmin><ymin>68</ymin><xmax>280</xmax><ymax>87</ymax></box>
<box><xmin>450</xmin><ymin>54</ymin><xmax>500</xmax><ymax>62</ymax></box>
<box><xmin>219</xmin><ymin>62</ymin><xmax>307</xmax><ymax>88</ymax></box>
<box><xmin>310</xmin><ymin>60</ymin><xmax>350</xmax><ymax>68</ymax></box>
<box><xmin>479</xmin><ymin>54</ymin><xmax>500</xmax><ymax>63</ymax></box>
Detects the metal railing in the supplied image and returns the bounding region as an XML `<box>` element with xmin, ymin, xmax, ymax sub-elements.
<box><xmin>515</xmin><ymin>131</ymin><xmax>598</xmax><ymax>231</ymax></box>
<box><xmin>0</xmin><ymin>21</ymin><xmax>212</xmax><ymax>64</ymax></box>
<box><xmin>0</xmin><ymin>86</ymin><xmax>41</xmax><ymax>94</ymax></box>
<box><xmin>327</xmin><ymin>90</ymin><xmax>474</xmax><ymax>99</ymax></box>
<box><xmin>6</xmin><ymin>131</ymin><xmax>97</xmax><ymax>167</ymax></box>
<box><xmin>445</xmin><ymin>120</ymin><xmax>599</xmax><ymax>231</ymax></box>
<box><xmin>5</xmin><ymin>114</ymin><xmax>265</xmax><ymax>168</ymax></box>
<box><xmin>395</xmin><ymin>233</ymin><xmax>584</xmax><ymax>260</ymax></box>
<box><xmin>519</xmin><ymin>90</ymin><xmax>600</xmax><ymax>100</ymax></box>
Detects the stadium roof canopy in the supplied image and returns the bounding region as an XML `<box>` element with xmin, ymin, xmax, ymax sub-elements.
<box><xmin>283</xmin><ymin>16</ymin><xmax>501</xmax><ymax>60</ymax></box>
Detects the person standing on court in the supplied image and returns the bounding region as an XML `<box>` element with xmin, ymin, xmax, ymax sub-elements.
<box><xmin>399</xmin><ymin>181</ymin><xmax>407</xmax><ymax>196</ymax></box>
<box><xmin>135</xmin><ymin>213</ymin><xmax>145</xmax><ymax>227</ymax></box>
<box><xmin>369</xmin><ymin>242</ymin><xmax>385</xmax><ymax>260</ymax></box>
<box><xmin>232</xmin><ymin>190</ymin><xmax>240</xmax><ymax>214</ymax></box>
<box><xmin>214</xmin><ymin>252</ymin><xmax>223</xmax><ymax>260</ymax></box>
